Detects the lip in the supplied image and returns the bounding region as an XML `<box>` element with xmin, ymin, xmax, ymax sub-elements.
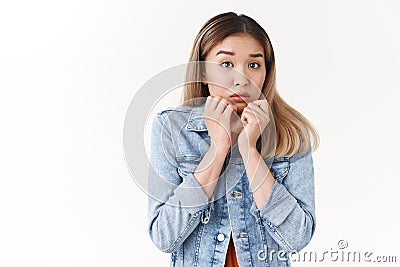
<box><xmin>230</xmin><ymin>93</ymin><xmax>250</xmax><ymax>103</ymax></box>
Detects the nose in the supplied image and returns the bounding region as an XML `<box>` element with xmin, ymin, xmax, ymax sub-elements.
<box><xmin>233</xmin><ymin>68</ymin><xmax>249</xmax><ymax>87</ymax></box>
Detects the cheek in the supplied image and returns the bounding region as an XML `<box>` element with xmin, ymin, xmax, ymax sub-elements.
<box><xmin>208</xmin><ymin>84</ymin><xmax>230</xmax><ymax>96</ymax></box>
<box><xmin>251</xmin><ymin>73</ymin><xmax>265</xmax><ymax>91</ymax></box>
<box><xmin>204</xmin><ymin>65</ymin><xmax>234</xmax><ymax>90</ymax></box>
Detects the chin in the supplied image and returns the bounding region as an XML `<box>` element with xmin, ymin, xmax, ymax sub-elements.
<box><xmin>234</xmin><ymin>102</ymin><xmax>248</xmax><ymax>108</ymax></box>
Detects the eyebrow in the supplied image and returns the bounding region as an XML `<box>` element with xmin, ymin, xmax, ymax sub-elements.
<box><xmin>215</xmin><ymin>50</ymin><xmax>264</xmax><ymax>58</ymax></box>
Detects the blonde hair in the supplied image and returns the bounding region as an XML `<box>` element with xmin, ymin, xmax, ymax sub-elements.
<box><xmin>183</xmin><ymin>12</ymin><xmax>319</xmax><ymax>157</ymax></box>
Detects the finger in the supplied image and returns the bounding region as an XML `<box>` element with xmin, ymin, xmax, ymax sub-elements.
<box><xmin>241</xmin><ymin>113</ymin><xmax>248</xmax><ymax>125</ymax></box>
<box><xmin>216</xmin><ymin>97</ymin><xmax>232</xmax><ymax>113</ymax></box>
<box><xmin>247</xmin><ymin>103</ymin><xmax>269</xmax><ymax>129</ymax></box>
<box><xmin>243</xmin><ymin>107</ymin><xmax>257</xmax><ymax>123</ymax></box>
<box><xmin>222</xmin><ymin>104</ymin><xmax>233</xmax><ymax>121</ymax></box>
<box><xmin>223</xmin><ymin>104</ymin><xmax>237</xmax><ymax>117</ymax></box>
<box><xmin>243</xmin><ymin>105</ymin><xmax>258</xmax><ymax>116</ymax></box>
<box><xmin>247</xmin><ymin>102</ymin><xmax>263</xmax><ymax>114</ymax></box>
<box><xmin>205</xmin><ymin>95</ymin><xmax>212</xmax><ymax>110</ymax></box>
<box><xmin>249</xmin><ymin>101</ymin><xmax>270</xmax><ymax>120</ymax></box>
<box><xmin>241</xmin><ymin>108</ymin><xmax>253</xmax><ymax>125</ymax></box>
<box><xmin>256</xmin><ymin>100</ymin><xmax>269</xmax><ymax>114</ymax></box>
<box><xmin>213</xmin><ymin>94</ymin><xmax>222</xmax><ymax>101</ymax></box>
<box><xmin>208</xmin><ymin>95</ymin><xmax>221</xmax><ymax>110</ymax></box>
<box><xmin>223</xmin><ymin>100</ymin><xmax>237</xmax><ymax>114</ymax></box>
<box><xmin>251</xmin><ymin>99</ymin><xmax>269</xmax><ymax>113</ymax></box>
<box><xmin>246</xmin><ymin>103</ymin><xmax>270</xmax><ymax>134</ymax></box>
<box><xmin>247</xmin><ymin>103</ymin><xmax>265</xmax><ymax>122</ymax></box>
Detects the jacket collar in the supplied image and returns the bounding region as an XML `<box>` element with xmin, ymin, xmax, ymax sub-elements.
<box><xmin>186</xmin><ymin>102</ymin><xmax>207</xmax><ymax>132</ymax></box>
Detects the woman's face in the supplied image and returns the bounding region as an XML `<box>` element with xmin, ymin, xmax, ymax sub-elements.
<box><xmin>203</xmin><ymin>33</ymin><xmax>266</xmax><ymax>114</ymax></box>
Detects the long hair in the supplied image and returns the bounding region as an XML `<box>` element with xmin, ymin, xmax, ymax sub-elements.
<box><xmin>183</xmin><ymin>12</ymin><xmax>319</xmax><ymax>157</ymax></box>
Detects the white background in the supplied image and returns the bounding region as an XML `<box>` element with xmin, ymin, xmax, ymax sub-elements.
<box><xmin>1</xmin><ymin>1</ymin><xmax>399</xmax><ymax>266</ymax></box>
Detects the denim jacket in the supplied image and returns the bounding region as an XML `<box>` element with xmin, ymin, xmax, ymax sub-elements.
<box><xmin>147</xmin><ymin>102</ymin><xmax>316</xmax><ymax>267</ymax></box>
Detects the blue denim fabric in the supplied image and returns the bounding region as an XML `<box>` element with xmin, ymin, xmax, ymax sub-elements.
<box><xmin>148</xmin><ymin>102</ymin><xmax>316</xmax><ymax>267</ymax></box>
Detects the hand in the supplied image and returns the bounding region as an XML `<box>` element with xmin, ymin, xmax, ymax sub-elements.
<box><xmin>237</xmin><ymin>99</ymin><xmax>270</xmax><ymax>154</ymax></box>
<box><xmin>203</xmin><ymin>95</ymin><xmax>237</xmax><ymax>151</ymax></box>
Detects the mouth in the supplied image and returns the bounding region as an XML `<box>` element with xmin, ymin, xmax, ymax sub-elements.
<box><xmin>230</xmin><ymin>92</ymin><xmax>250</xmax><ymax>103</ymax></box>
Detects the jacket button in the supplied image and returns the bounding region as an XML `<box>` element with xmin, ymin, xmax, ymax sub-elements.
<box><xmin>230</xmin><ymin>191</ymin><xmax>242</xmax><ymax>197</ymax></box>
<box><xmin>217</xmin><ymin>233</ymin><xmax>225</xmax><ymax>242</ymax></box>
<box><xmin>236</xmin><ymin>233</ymin><xmax>248</xmax><ymax>238</ymax></box>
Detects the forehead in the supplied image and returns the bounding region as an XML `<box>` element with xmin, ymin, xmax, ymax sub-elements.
<box><xmin>210</xmin><ymin>33</ymin><xmax>264</xmax><ymax>54</ymax></box>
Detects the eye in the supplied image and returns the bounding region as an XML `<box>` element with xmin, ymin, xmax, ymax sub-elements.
<box><xmin>249</xmin><ymin>62</ymin><xmax>260</xmax><ymax>69</ymax></box>
<box><xmin>221</xmin><ymin>61</ymin><xmax>233</xmax><ymax>68</ymax></box>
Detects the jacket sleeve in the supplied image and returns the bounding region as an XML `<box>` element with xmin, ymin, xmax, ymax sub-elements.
<box><xmin>147</xmin><ymin>112</ymin><xmax>211</xmax><ymax>253</ymax></box>
<box><xmin>249</xmin><ymin>144</ymin><xmax>316</xmax><ymax>253</ymax></box>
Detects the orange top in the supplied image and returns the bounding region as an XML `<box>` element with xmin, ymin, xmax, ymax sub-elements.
<box><xmin>224</xmin><ymin>234</ymin><xmax>239</xmax><ymax>267</ymax></box>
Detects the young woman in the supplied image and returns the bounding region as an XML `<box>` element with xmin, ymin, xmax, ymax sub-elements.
<box><xmin>148</xmin><ymin>12</ymin><xmax>319</xmax><ymax>267</ymax></box>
